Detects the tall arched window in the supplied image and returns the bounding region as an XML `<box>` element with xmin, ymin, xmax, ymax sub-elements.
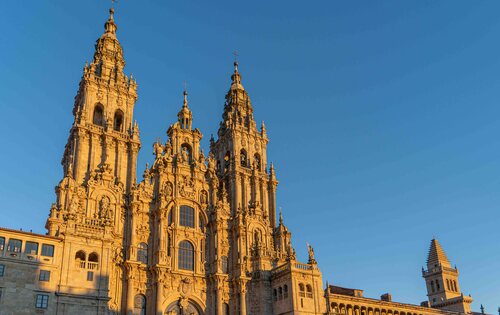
<box><xmin>113</xmin><ymin>110</ymin><xmax>124</xmax><ymax>131</ymax></box>
<box><xmin>430</xmin><ymin>280</ymin><xmax>435</xmax><ymax>292</ymax></box>
<box><xmin>222</xmin><ymin>303</ymin><xmax>230</xmax><ymax>315</ymax></box>
<box><xmin>178</xmin><ymin>240</ymin><xmax>194</xmax><ymax>271</ymax></box>
<box><xmin>133</xmin><ymin>294</ymin><xmax>146</xmax><ymax>315</ymax></box>
<box><xmin>254</xmin><ymin>153</ymin><xmax>261</xmax><ymax>170</ymax></box>
<box><xmin>93</xmin><ymin>104</ymin><xmax>104</xmax><ymax>126</ymax></box>
<box><xmin>284</xmin><ymin>284</ymin><xmax>288</xmax><ymax>298</ymax></box>
<box><xmin>278</xmin><ymin>287</ymin><xmax>283</xmax><ymax>300</ymax></box>
<box><xmin>180</xmin><ymin>206</ymin><xmax>195</xmax><ymax>228</ymax></box>
<box><xmin>137</xmin><ymin>243</ymin><xmax>148</xmax><ymax>264</ymax></box>
<box><xmin>240</xmin><ymin>149</ymin><xmax>248</xmax><ymax>167</ymax></box>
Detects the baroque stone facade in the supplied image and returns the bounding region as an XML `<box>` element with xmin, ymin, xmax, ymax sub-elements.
<box><xmin>0</xmin><ymin>8</ymin><xmax>480</xmax><ymax>315</ymax></box>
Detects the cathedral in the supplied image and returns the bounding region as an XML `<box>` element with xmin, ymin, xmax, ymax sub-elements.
<box><xmin>0</xmin><ymin>8</ymin><xmax>480</xmax><ymax>315</ymax></box>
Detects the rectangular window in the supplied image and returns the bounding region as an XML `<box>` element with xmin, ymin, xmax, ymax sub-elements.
<box><xmin>41</xmin><ymin>244</ymin><xmax>54</xmax><ymax>257</ymax></box>
<box><xmin>87</xmin><ymin>271</ymin><xmax>94</xmax><ymax>281</ymax></box>
<box><xmin>35</xmin><ymin>294</ymin><xmax>49</xmax><ymax>309</ymax></box>
<box><xmin>25</xmin><ymin>241</ymin><xmax>39</xmax><ymax>255</ymax></box>
<box><xmin>7</xmin><ymin>239</ymin><xmax>22</xmax><ymax>253</ymax></box>
<box><xmin>0</xmin><ymin>237</ymin><xmax>4</xmax><ymax>251</ymax></box>
<box><xmin>0</xmin><ymin>264</ymin><xmax>5</xmax><ymax>276</ymax></box>
<box><xmin>39</xmin><ymin>270</ymin><xmax>50</xmax><ymax>282</ymax></box>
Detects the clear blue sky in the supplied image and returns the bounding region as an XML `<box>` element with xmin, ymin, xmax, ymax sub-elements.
<box><xmin>0</xmin><ymin>0</ymin><xmax>498</xmax><ymax>311</ymax></box>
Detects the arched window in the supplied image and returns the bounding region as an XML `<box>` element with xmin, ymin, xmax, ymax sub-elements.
<box><xmin>75</xmin><ymin>250</ymin><xmax>86</xmax><ymax>268</ymax></box>
<box><xmin>453</xmin><ymin>280</ymin><xmax>457</xmax><ymax>292</ymax></box>
<box><xmin>273</xmin><ymin>289</ymin><xmax>278</xmax><ymax>301</ymax></box>
<box><xmin>299</xmin><ymin>283</ymin><xmax>305</xmax><ymax>297</ymax></box>
<box><xmin>221</xmin><ymin>255</ymin><xmax>228</xmax><ymax>273</ymax></box>
<box><xmin>240</xmin><ymin>149</ymin><xmax>248</xmax><ymax>167</ymax></box>
<box><xmin>306</xmin><ymin>284</ymin><xmax>313</xmax><ymax>298</ymax></box>
<box><xmin>178</xmin><ymin>240</ymin><xmax>194</xmax><ymax>271</ymax></box>
<box><xmin>436</xmin><ymin>280</ymin><xmax>440</xmax><ymax>291</ymax></box>
<box><xmin>75</xmin><ymin>250</ymin><xmax>86</xmax><ymax>261</ymax></box>
<box><xmin>223</xmin><ymin>303</ymin><xmax>229</xmax><ymax>315</ymax></box>
<box><xmin>254</xmin><ymin>153</ymin><xmax>261</xmax><ymax>170</ymax></box>
<box><xmin>137</xmin><ymin>243</ymin><xmax>148</xmax><ymax>264</ymax></box>
<box><xmin>180</xmin><ymin>206</ymin><xmax>195</xmax><ymax>228</ymax></box>
<box><xmin>430</xmin><ymin>280</ymin><xmax>435</xmax><ymax>293</ymax></box>
<box><xmin>284</xmin><ymin>284</ymin><xmax>288</xmax><ymax>298</ymax></box>
<box><xmin>446</xmin><ymin>279</ymin><xmax>450</xmax><ymax>290</ymax></box>
<box><xmin>113</xmin><ymin>110</ymin><xmax>124</xmax><ymax>132</ymax></box>
<box><xmin>278</xmin><ymin>287</ymin><xmax>283</xmax><ymax>300</ymax></box>
<box><xmin>93</xmin><ymin>104</ymin><xmax>104</xmax><ymax>126</ymax></box>
<box><xmin>87</xmin><ymin>252</ymin><xmax>99</xmax><ymax>270</ymax></box>
<box><xmin>88</xmin><ymin>252</ymin><xmax>98</xmax><ymax>262</ymax></box>
<box><xmin>133</xmin><ymin>294</ymin><xmax>146</xmax><ymax>315</ymax></box>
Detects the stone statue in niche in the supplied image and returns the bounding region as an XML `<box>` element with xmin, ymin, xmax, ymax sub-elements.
<box><xmin>99</xmin><ymin>195</ymin><xmax>113</xmax><ymax>222</ymax></box>
<box><xmin>200</xmin><ymin>190</ymin><xmax>208</xmax><ymax>205</ymax></box>
<box><xmin>181</xmin><ymin>146</ymin><xmax>190</xmax><ymax>164</ymax></box>
<box><xmin>163</xmin><ymin>181</ymin><xmax>173</xmax><ymax>199</ymax></box>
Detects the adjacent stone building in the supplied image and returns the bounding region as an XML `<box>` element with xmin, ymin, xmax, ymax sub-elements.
<box><xmin>0</xmin><ymin>8</ymin><xmax>480</xmax><ymax>315</ymax></box>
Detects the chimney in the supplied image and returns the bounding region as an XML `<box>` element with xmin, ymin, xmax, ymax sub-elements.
<box><xmin>381</xmin><ymin>293</ymin><xmax>392</xmax><ymax>302</ymax></box>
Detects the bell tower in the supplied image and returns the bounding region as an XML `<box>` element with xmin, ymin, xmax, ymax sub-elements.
<box><xmin>422</xmin><ymin>239</ymin><xmax>472</xmax><ymax>314</ymax></box>
<box><xmin>44</xmin><ymin>8</ymin><xmax>140</xmax><ymax>313</ymax></box>
<box><xmin>210</xmin><ymin>62</ymin><xmax>278</xmax><ymax>314</ymax></box>
<box><xmin>61</xmin><ymin>7</ymin><xmax>140</xmax><ymax>191</ymax></box>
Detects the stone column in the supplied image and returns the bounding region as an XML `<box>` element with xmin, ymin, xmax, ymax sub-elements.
<box><xmin>155</xmin><ymin>268</ymin><xmax>164</xmax><ymax>315</ymax></box>
<box><xmin>125</xmin><ymin>265</ymin><xmax>135</xmax><ymax>315</ymax></box>
<box><xmin>240</xmin><ymin>284</ymin><xmax>247</xmax><ymax>315</ymax></box>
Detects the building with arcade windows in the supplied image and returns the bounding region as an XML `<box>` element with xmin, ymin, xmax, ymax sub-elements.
<box><xmin>0</xmin><ymin>7</ymin><xmax>480</xmax><ymax>315</ymax></box>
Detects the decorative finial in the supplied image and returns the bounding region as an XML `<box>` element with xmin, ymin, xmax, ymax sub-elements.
<box><xmin>183</xmin><ymin>87</ymin><xmax>188</xmax><ymax>108</ymax></box>
<box><xmin>279</xmin><ymin>207</ymin><xmax>283</xmax><ymax>225</ymax></box>
<box><xmin>480</xmin><ymin>304</ymin><xmax>485</xmax><ymax>314</ymax></box>
<box><xmin>104</xmin><ymin>2</ymin><xmax>118</xmax><ymax>35</ymax></box>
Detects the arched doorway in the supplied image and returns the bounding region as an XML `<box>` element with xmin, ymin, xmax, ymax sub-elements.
<box><xmin>165</xmin><ymin>299</ymin><xmax>203</xmax><ymax>315</ymax></box>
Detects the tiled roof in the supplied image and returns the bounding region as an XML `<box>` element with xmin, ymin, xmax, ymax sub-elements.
<box><xmin>427</xmin><ymin>238</ymin><xmax>451</xmax><ymax>268</ymax></box>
